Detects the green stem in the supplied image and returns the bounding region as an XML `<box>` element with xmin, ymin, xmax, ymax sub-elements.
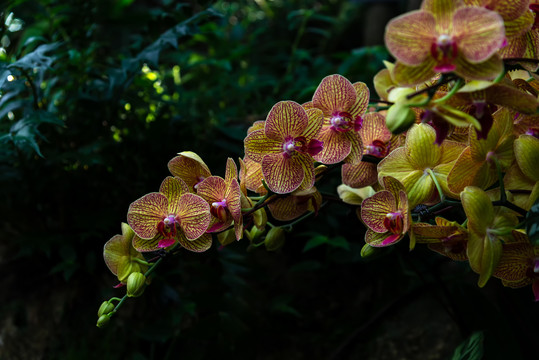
<box><xmin>282</xmin><ymin>209</ymin><xmax>317</xmax><ymax>231</ymax></box>
<box><xmin>106</xmin><ymin>243</ymin><xmax>179</xmax><ymax>322</ymax></box>
<box><xmin>491</xmin><ymin>156</ymin><xmax>506</xmax><ymax>203</ymax></box>
<box><xmin>426</xmin><ymin>168</ymin><xmax>444</xmax><ymax>203</ymax></box>
<box><xmin>432</xmin><ymin>78</ymin><xmax>463</xmax><ymax>104</ymax></box>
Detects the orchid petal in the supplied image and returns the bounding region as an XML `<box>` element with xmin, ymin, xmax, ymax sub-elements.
<box><xmin>493</xmin><ymin>242</ymin><xmax>534</xmax><ymax>283</ymax></box>
<box><xmin>312</xmin><ymin>126</ymin><xmax>351</xmax><ymax>164</ymax></box>
<box><xmin>421</xmin><ymin>0</ymin><xmax>462</xmax><ymax>32</ymax></box>
<box><xmin>343</xmin><ymin>131</ymin><xmax>364</xmax><ymax>164</ymax></box>
<box><xmin>504</xmin><ymin>9</ymin><xmax>534</xmax><ymax>39</ymax></box>
<box><xmin>341</xmin><ymin>161</ymin><xmax>378</xmax><ymax>188</ymax></box>
<box><xmin>159</xmin><ymin>176</ymin><xmax>189</xmax><ymax>215</ymax></box>
<box><xmin>197</xmin><ymin>176</ymin><xmax>226</xmax><ymax>203</ymax></box>
<box><xmin>262</xmin><ymin>152</ymin><xmax>305</xmax><ymax>194</ymax></box>
<box><xmin>515</xmin><ymin>135</ymin><xmax>539</xmax><ymax>181</ymax></box>
<box><xmin>405</xmin><ymin>123</ymin><xmax>441</xmax><ymax>168</ymax></box>
<box><xmin>361</xmin><ymin>190</ymin><xmax>397</xmax><ymax>233</ymax></box>
<box><xmin>365</xmin><ymin>229</ymin><xmax>403</xmax><ymax>247</ymax></box>
<box><xmin>178</xmin><ymin>232</ymin><xmax>212</xmax><ymax>253</ymax></box>
<box><xmin>302</xmin><ymin>107</ymin><xmax>325</xmax><ymax>140</ymax></box>
<box><xmin>384</xmin><ymin>10</ymin><xmax>436</xmax><ymax>66</ymax></box>
<box><xmin>168</xmin><ymin>152</ymin><xmax>212</xmax><ymax>191</ymax></box>
<box><xmin>312</xmin><ymin>74</ymin><xmax>357</xmax><ymax>115</ymax></box>
<box><xmin>454</xmin><ymin>54</ymin><xmax>504</xmax><ymax>81</ymax></box>
<box><xmin>265</xmin><ymin>101</ymin><xmax>308</xmax><ymax>140</ymax></box>
<box><xmin>225</xmin><ymin>179</ymin><xmax>242</xmax><ymax>223</ymax></box>
<box><xmin>348</xmin><ymin>82</ymin><xmax>370</xmax><ymax>118</ymax></box>
<box><xmin>453</xmin><ymin>7</ymin><xmax>505</xmax><ymax>63</ymax></box>
<box><xmin>177</xmin><ymin>193</ymin><xmax>211</xmax><ymax>240</ymax></box>
<box><xmin>127</xmin><ymin>192</ymin><xmax>168</xmax><ymax>239</ymax></box>
<box><xmin>244</xmin><ymin>129</ymin><xmax>283</xmax><ymax>163</ymax></box>
<box><xmin>392</xmin><ymin>59</ymin><xmax>438</xmax><ymax>86</ymax></box>
<box><xmin>224</xmin><ymin>158</ymin><xmax>238</xmax><ymax>184</ymax></box>
<box><xmin>132</xmin><ymin>233</ymin><xmax>162</xmax><ymax>253</ymax></box>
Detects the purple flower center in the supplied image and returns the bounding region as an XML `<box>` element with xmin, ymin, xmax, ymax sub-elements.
<box><xmin>157</xmin><ymin>214</ymin><xmax>180</xmax><ymax>246</ymax></box>
<box><xmin>330</xmin><ymin>111</ymin><xmax>362</xmax><ymax>133</ymax></box>
<box><xmin>384</xmin><ymin>211</ymin><xmax>404</xmax><ymax>235</ymax></box>
<box><xmin>211</xmin><ymin>199</ymin><xmax>228</xmax><ymax>223</ymax></box>
<box><xmin>431</xmin><ymin>34</ymin><xmax>457</xmax><ymax>73</ymax></box>
<box><xmin>282</xmin><ymin>136</ymin><xmax>323</xmax><ymax>158</ymax></box>
<box><xmin>365</xmin><ymin>140</ymin><xmax>387</xmax><ymax>158</ymax></box>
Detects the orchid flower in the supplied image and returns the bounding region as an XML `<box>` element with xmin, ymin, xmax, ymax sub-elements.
<box><xmin>385</xmin><ymin>0</ymin><xmax>505</xmax><ymax>85</ymax></box>
<box><xmin>127</xmin><ymin>177</ymin><xmax>212</xmax><ymax>252</ymax></box>
<box><xmin>244</xmin><ymin>101</ymin><xmax>324</xmax><ymax>194</ymax></box>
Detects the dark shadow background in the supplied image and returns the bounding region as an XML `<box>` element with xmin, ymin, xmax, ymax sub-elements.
<box><xmin>1</xmin><ymin>0</ymin><xmax>538</xmax><ymax>359</ymax></box>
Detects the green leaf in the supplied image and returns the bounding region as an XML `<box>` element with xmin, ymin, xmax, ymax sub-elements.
<box><xmin>451</xmin><ymin>331</ymin><xmax>484</xmax><ymax>360</ymax></box>
<box><xmin>302</xmin><ymin>235</ymin><xmax>329</xmax><ymax>252</ymax></box>
<box><xmin>526</xmin><ymin>197</ymin><xmax>539</xmax><ymax>245</ymax></box>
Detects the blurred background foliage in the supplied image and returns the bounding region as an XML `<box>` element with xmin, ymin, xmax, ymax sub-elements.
<box><xmin>0</xmin><ymin>0</ymin><xmax>538</xmax><ymax>359</ymax></box>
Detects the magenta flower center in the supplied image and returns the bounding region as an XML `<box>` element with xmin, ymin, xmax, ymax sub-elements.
<box><xmin>282</xmin><ymin>136</ymin><xmax>323</xmax><ymax>158</ymax></box>
<box><xmin>365</xmin><ymin>140</ymin><xmax>387</xmax><ymax>158</ymax></box>
<box><xmin>211</xmin><ymin>199</ymin><xmax>228</xmax><ymax>223</ymax></box>
<box><xmin>193</xmin><ymin>176</ymin><xmax>206</xmax><ymax>191</ymax></box>
<box><xmin>384</xmin><ymin>211</ymin><xmax>404</xmax><ymax>234</ymax></box>
<box><xmin>431</xmin><ymin>34</ymin><xmax>457</xmax><ymax>72</ymax></box>
<box><xmin>158</xmin><ymin>214</ymin><xmax>180</xmax><ymax>240</ymax></box>
<box><xmin>330</xmin><ymin>111</ymin><xmax>362</xmax><ymax>133</ymax></box>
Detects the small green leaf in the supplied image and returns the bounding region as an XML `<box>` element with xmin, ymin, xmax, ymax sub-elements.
<box><xmin>302</xmin><ymin>235</ymin><xmax>329</xmax><ymax>252</ymax></box>
<box><xmin>451</xmin><ymin>331</ymin><xmax>484</xmax><ymax>360</ymax></box>
<box><xmin>526</xmin><ymin>197</ymin><xmax>539</xmax><ymax>245</ymax></box>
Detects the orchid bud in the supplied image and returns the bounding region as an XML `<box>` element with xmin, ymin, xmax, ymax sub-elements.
<box><xmin>97</xmin><ymin>300</ymin><xmax>115</xmax><ymax>317</ymax></box>
<box><xmin>265</xmin><ymin>227</ymin><xmax>285</xmax><ymax>251</ymax></box>
<box><xmin>96</xmin><ymin>314</ymin><xmax>112</xmax><ymax>328</ymax></box>
<box><xmin>361</xmin><ymin>243</ymin><xmax>379</xmax><ymax>258</ymax></box>
<box><xmin>126</xmin><ymin>272</ymin><xmax>146</xmax><ymax>297</ymax></box>
<box><xmin>385</xmin><ymin>103</ymin><xmax>416</xmax><ymax>134</ymax></box>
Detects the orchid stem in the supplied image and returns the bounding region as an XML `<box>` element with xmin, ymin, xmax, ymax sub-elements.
<box><xmin>426</xmin><ymin>168</ymin><xmax>445</xmax><ymax>203</ymax></box>
<box><xmin>432</xmin><ymin>78</ymin><xmax>463</xmax><ymax>104</ymax></box>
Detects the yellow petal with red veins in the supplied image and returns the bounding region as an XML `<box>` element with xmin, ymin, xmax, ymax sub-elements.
<box><xmin>453</xmin><ymin>7</ymin><xmax>505</xmax><ymax>63</ymax></box>
<box><xmin>312</xmin><ymin>74</ymin><xmax>357</xmax><ymax>115</ymax></box>
<box><xmin>392</xmin><ymin>59</ymin><xmax>438</xmax><ymax>87</ymax></box>
<box><xmin>384</xmin><ymin>10</ymin><xmax>435</xmax><ymax>66</ymax></box>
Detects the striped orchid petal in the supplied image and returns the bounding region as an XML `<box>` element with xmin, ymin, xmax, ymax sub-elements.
<box><xmin>127</xmin><ymin>192</ymin><xmax>168</xmax><ymax>239</ymax></box>
<box><xmin>177</xmin><ymin>232</ymin><xmax>213</xmax><ymax>253</ymax></box>
<box><xmin>312</xmin><ymin>126</ymin><xmax>352</xmax><ymax>164</ymax></box>
<box><xmin>265</xmin><ymin>101</ymin><xmax>308</xmax><ymax>141</ymax></box>
<box><xmin>167</xmin><ymin>152</ymin><xmax>212</xmax><ymax>192</ymax></box>
<box><xmin>177</xmin><ymin>193</ymin><xmax>211</xmax><ymax>240</ymax></box>
<box><xmin>261</xmin><ymin>152</ymin><xmax>306</xmax><ymax>194</ymax></box>
<box><xmin>312</xmin><ymin>74</ymin><xmax>357</xmax><ymax>115</ymax></box>
<box><xmin>453</xmin><ymin>7</ymin><xmax>505</xmax><ymax>63</ymax></box>
<box><xmin>159</xmin><ymin>176</ymin><xmax>189</xmax><ymax>215</ymax></box>
<box><xmin>385</xmin><ymin>10</ymin><xmax>436</xmax><ymax>66</ymax></box>
<box><xmin>244</xmin><ymin>129</ymin><xmax>283</xmax><ymax>163</ymax></box>
<box><xmin>361</xmin><ymin>190</ymin><xmax>396</xmax><ymax>233</ymax></box>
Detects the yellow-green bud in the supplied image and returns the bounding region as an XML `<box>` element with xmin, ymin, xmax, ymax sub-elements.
<box><xmin>385</xmin><ymin>103</ymin><xmax>416</xmax><ymax>134</ymax></box>
<box><xmin>96</xmin><ymin>314</ymin><xmax>111</xmax><ymax>328</ymax></box>
<box><xmin>361</xmin><ymin>243</ymin><xmax>378</xmax><ymax>258</ymax></box>
<box><xmin>126</xmin><ymin>272</ymin><xmax>146</xmax><ymax>297</ymax></box>
<box><xmin>97</xmin><ymin>301</ymin><xmax>115</xmax><ymax>317</ymax></box>
<box><xmin>265</xmin><ymin>227</ymin><xmax>285</xmax><ymax>251</ymax></box>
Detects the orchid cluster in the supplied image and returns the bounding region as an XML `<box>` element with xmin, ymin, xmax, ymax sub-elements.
<box><xmin>97</xmin><ymin>0</ymin><xmax>539</xmax><ymax>327</ymax></box>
